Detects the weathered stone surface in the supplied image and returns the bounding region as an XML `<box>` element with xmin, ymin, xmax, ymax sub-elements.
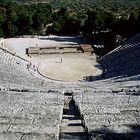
<box><xmin>8</xmin><ymin>124</ymin><xmax>57</xmax><ymax>134</ymax></box>
<box><xmin>0</xmin><ymin>116</ymin><xmax>11</xmax><ymax>124</ymax></box>
<box><xmin>21</xmin><ymin>133</ymin><xmax>55</xmax><ymax>140</ymax></box>
<box><xmin>0</xmin><ymin>124</ymin><xmax>10</xmax><ymax>133</ymax></box>
<box><xmin>0</xmin><ymin>132</ymin><xmax>22</xmax><ymax>140</ymax></box>
<box><xmin>10</xmin><ymin>117</ymin><xmax>32</xmax><ymax>125</ymax></box>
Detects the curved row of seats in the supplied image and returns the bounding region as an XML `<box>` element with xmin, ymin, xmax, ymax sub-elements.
<box><xmin>0</xmin><ymin>41</ymin><xmax>64</xmax><ymax>139</ymax></box>
<box><xmin>98</xmin><ymin>34</ymin><xmax>140</xmax><ymax>79</ymax></box>
<box><xmin>73</xmin><ymin>34</ymin><xmax>140</xmax><ymax>139</ymax></box>
<box><xmin>0</xmin><ymin>47</ymin><xmax>56</xmax><ymax>91</ymax></box>
<box><xmin>74</xmin><ymin>79</ymin><xmax>140</xmax><ymax>139</ymax></box>
<box><xmin>0</xmin><ymin>34</ymin><xmax>140</xmax><ymax>140</ymax></box>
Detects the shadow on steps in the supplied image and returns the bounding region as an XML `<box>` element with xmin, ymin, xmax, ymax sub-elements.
<box><xmin>59</xmin><ymin>132</ymin><xmax>88</xmax><ymax>140</ymax></box>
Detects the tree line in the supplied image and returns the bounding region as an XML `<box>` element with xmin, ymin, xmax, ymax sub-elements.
<box><xmin>0</xmin><ymin>1</ymin><xmax>140</xmax><ymax>38</ymax></box>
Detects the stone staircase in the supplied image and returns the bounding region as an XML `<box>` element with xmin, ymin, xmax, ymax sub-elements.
<box><xmin>59</xmin><ymin>93</ymin><xmax>88</xmax><ymax>140</ymax></box>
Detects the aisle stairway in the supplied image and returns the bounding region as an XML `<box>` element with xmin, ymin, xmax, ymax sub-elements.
<box><xmin>59</xmin><ymin>93</ymin><xmax>88</xmax><ymax>140</ymax></box>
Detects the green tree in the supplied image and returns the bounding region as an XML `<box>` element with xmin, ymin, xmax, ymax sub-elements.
<box><xmin>16</xmin><ymin>11</ymin><xmax>33</xmax><ymax>35</ymax></box>
<box><xmin>83</xmin><ymin>10</ymin><xmax>97</xmax><ymax>35</ymax></box>
<box><xmin>2</xmin><ymin>20</ymin><xmax>16</xmax><ymax>37</ymax></box>
<box><xmin>32</xmin><ymin>12</ymin><xmax>45</xmax><ymax>34</ymax></box>
<box><xmin>52</xmin><ymin>7</ymin><xmax>72</xmax><ymax>34</ymax></box>
<box><xmin>0</xmin><ymin>7</ymin><xmax>6</xmax><ymax>37</ymax></box>
<box><xmin>84</xmin><ymin>9</ymin><xmax>116</xmax><ymax>35</ymax></box>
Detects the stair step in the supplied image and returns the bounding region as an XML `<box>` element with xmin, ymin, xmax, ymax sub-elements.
<box><xmin>62</xmin><ymin>116</ymin><xmax>81</xmax><ymax>121</ymax></box>
<box><xmin>60</xmin><ymin>97</ymin><xmax>87</xmax><ymax>140</ymax></box>
<box><xmin>60</xmin><ymin>126</ymin><xmax>84</xmax><ymax>133</ymax></box>
<box><xmin>61</xmin><ymin>122</ymin><xmax>82</xmax><ymax>126</ymax></box>
<box><xmin>60</xmin><ymin>132</ymin><xmax>88</xmax><ymax>140</ymax></box>
<box><xmin>63</xmin><ymin>114</ymin><xmax>80</xmax><ymax>118</ymax></box>
<box><xmin>61</xmin><ymin>120</ymin><xmax>82</xmax><ymax>126</ymax></box>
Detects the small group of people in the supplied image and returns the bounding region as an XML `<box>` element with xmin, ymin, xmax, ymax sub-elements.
<box><xmin>26</xmin><ymin>62</ymin><xmax>31</xmax><ymax>69</ymax></box>
<box><xmin>26</xmin><ymin>62</ymin><xmax>36</xmax><ymax>71</ymax></box>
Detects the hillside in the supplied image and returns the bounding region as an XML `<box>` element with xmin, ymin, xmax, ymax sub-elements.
<box><xmin>0</xmin><ymin>0</ymin><xmax>140</xmax><ymax>39</ymax></box>
<box><xmin>3</xmin><ymin>0</ymin><xmax>140</xmax><ymax>10</ymax></box>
